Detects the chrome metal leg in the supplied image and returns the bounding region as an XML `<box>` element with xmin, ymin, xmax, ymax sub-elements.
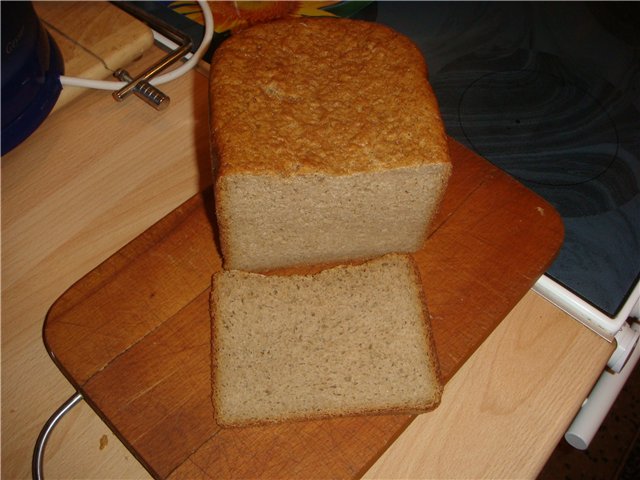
<box><xmin>32</xmin><ymin>392</ymin><xmax>83</xmax><ymax>480</ymax></box>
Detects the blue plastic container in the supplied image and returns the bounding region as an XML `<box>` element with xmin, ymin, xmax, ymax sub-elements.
<box><xmin>2</xmin><ymin>1</ymin><xmax>64</xmax><ymax>155</ymax></box>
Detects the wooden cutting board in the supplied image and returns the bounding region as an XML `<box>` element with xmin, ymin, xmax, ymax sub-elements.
<box><xmin>44</xmin><ymin>138</ymin><xmax>564</xmax><ymax>479</ymax></box>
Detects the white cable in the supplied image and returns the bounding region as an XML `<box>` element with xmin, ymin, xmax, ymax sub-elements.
<box><xmin>59</xmin><ymin>0</ymin><xmax>213</xmax><ymax>90</ymax></box>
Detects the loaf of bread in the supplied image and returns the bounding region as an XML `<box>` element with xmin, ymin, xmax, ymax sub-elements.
<box><xmin>210</xmin><ymin>254</ymin><xmax>443</xmax><ymax>427</ymax></box>
<box><xmin>210</xmin><ymin>18</ymin><xmax>451</xmax><ymax>272</ymax></box>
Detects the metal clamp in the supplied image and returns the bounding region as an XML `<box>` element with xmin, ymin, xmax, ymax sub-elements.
<box><xmin>114</xmin><ymin>68</ymin><xmax>170</xmax><ymax>110</ymax></box>
<box><xmin>111</xmin><ymin>1</ymin><xmax>194</xmax><ymax>110</ymax></box>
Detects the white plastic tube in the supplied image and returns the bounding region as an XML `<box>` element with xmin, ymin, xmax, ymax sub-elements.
<box><xmin>59</xmin><ymin>0</ymin><xmax>214</xmax><ymax>90</ymax></box>
<box><xmin>564</xmin><ymin>321</ymin><xmax>640</xmax><ymax>450</ymax></box>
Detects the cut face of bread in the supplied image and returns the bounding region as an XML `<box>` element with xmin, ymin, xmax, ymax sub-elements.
<box><xmin>216</xmin><ymin>165</ymin><xmax>450</xmax><ymax>272</ymax></box>
<box><xmin>210</xmin><ymin>18</ymin><xmax>451</xmax><ymax>272</ymax></box>
<box><xmin>210</xmin><ymin>254</ymin><xmax>443</xmax><ymax>427</ymax></box>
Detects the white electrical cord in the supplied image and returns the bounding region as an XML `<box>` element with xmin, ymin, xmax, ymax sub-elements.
<box><xmin>59</xmin><ymin>0</ymin><xmax>213</xmax><ymax>90</ymax></box>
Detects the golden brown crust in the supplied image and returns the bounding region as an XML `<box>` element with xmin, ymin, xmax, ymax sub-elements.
<box><xmin>405</xmin><ymin>255</ymin><xmax>445</xmax><ymax>404</ymax></box>
<box><xmin>212</xmin><ymin>178</ymin><xmax>234</xmax><ymax>269</ymax></box>
<box><xmin>215</xmin><ymin>402</ymin><xmax>441</xmax><ymax>429</ymax></box>
<box><xmin>209</xmin><ymin>275</ymin><xmax>223</xmax><ymax>425</ymax></box>
<box><xmin>210</xmin><ymin>17</ymin><xmax>450</xmax><ymax>177</ymax></box>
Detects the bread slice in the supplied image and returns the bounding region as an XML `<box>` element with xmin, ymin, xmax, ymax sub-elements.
<box><xmin>210</xmin><ymin>18</ymin><xmax>451</xmax><ymax>272</ymax></box>
<box><xmin>210</xmin><ymin>254</ymin><xmax>443</xmax><ymax>427</ymax></box>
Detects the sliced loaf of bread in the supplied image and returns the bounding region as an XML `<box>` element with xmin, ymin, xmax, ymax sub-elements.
<box><xmin>210</xmin><ymin>254</ymin><xmax>443</xmax><ymax>427</ymax></box>
<box><xmin>210</xmin><ymin>18</ymin><xmax>451</xmax><ymax>272</ymax></box>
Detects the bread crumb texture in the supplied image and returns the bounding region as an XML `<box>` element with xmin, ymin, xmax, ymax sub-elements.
<box><xmin>217</xmin><ymin>166</ymin><xmax>449</xmax><ymax>271</ymax></box>
<box><xmin>210</xmin><ymin>18</ymin><xmax>450</xmax><ymax>176</ymax></box>
<box><xmin>211</xmin><ymin>254</ymin><xmax>443</xmax><ymax>427</ymax></box>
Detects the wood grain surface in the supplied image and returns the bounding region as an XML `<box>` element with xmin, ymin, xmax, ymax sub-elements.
<box><xmin>363</xmin><ymin>289</ymin><xmax>615</xmax><ymax>479</ymax></box>
<box><xmin>1</xmin><ymin>48</ymin><xmax>208</xmax><ymax>480</ymax></box>
<box><xmin>43</xmin><ymin>137</ymin><xmax>564</xmax><ymax>479</ymax></box>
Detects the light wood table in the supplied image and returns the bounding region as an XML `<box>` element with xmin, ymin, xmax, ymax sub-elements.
<box><xmin>1</xmin><ymin>9</ymin><xmax>614</xmax><ymax>480</ymax></box>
